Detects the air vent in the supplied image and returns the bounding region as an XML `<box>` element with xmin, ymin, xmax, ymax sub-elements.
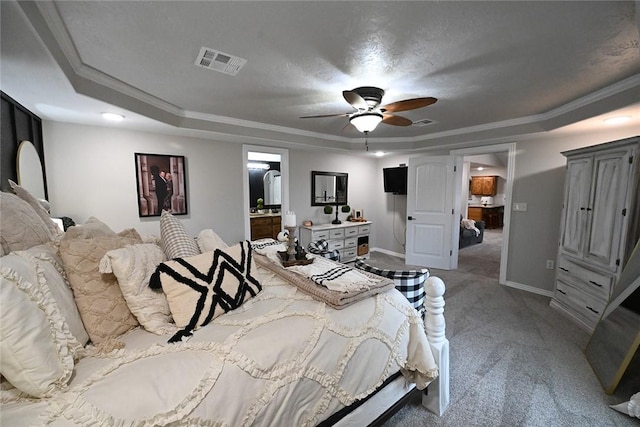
<box><xmin>413</xmin><ymin>118</ymin><xmax>436</xmax><ymax>127</ymax></box>
<box><xmin>194</xmin><ymin>47</ymin><xmax>246</xmax><ymax>76</ymax></box>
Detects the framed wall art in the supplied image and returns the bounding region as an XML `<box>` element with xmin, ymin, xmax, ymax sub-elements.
<box><xmin>135</xmin><ymin>153</ymin><xmax>187</xmax><ymax>217</ymax></box>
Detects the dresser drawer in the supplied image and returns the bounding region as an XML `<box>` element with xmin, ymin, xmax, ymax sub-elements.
<box><xmin>557</xmin><ymin>256</ymin><xmax>613</xmax><ymax>300</ymax></box>
<box><xmin>329</xmin><ymin>229</ymin><xmax>345</xmax><ymax>239</ymax></box>
<box><xmin>344</xmin><ymin>237</ymin><xmax>358</xmax><ymax>248</ymax></box>
<box><xmin>554</xmin><ymin>279</ymin><xmax>605</xmax><ymax>326</ymax></box>
<box><xmin>328</xmin><ymin>240</ymin><xmax>344</xmax><ymax>251</ymax></box>
<box><xmin>358</xmin><ymin>225</ymin><xmax>370</xmax><ymax>235</ymax></box>
<box><xmin>342</xmin><ymin>248</ymin><xmax>357</xmax><ymax>261</ymax></box>
<box><xmin>312</xmin><ymin>230</ymin><xmax>330</xmax><ymax>241</ymax></box>
<box><xmin>344</xmin><ymin>226</ymin><xmax>359</xmax><ymax>237</ymax></box>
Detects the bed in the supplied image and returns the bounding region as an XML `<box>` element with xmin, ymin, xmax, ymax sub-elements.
<box><xmin>0</xmin><ymin>188</ymin><xmax>450</xmax><ymax>426</ymax></box>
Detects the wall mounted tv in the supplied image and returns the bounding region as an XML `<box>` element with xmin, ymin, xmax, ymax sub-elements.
<box><xmin>383</xmin><ymin>166</ymin><xmax>408</xmax><ymax>195</ymax></box>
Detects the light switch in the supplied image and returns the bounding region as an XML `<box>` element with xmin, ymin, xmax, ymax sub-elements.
<box><xmin>513</xmin><ymin>203</ymin><xmax>527</xmax><ymax>211</ymax></box>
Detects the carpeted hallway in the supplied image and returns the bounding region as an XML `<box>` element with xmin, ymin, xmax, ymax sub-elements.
<box><xmin>371</xmin><ymin>229</ymin><xmax>638</xmax><ymax>426</ymax></box>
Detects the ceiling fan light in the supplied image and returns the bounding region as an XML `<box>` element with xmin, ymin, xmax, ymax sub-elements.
<box><xmin>350</xmin><ymin>112</ymin><xmax>383</xmax><ymax>133</ymax></box>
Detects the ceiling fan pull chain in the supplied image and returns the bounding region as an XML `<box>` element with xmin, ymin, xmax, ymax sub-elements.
<box><xmin>365</xmin><ymin>131</ymin><xmax>369</xmax><ymax>151</ymax></box>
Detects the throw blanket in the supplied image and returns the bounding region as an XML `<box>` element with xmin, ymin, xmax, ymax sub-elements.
<box><xmin>254</xmin><ymin>254</ymin><xmax>395</xmax><ymax>309</ymax></box>
<box><xmin>461</xmin><ymin>218</ymin><xmax>480</xmax><ymax>236</ymax></box>
<box><xmin>253</xmin><ymin>240</ymin><xmax>380</xmax><ymax>292</ymax></box>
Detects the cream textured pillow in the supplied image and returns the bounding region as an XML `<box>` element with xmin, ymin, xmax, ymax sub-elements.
<box><xmin>149</xmin><ymin>241</ymin><xmax>262</xmax><ymax>342</ymax></box>
<box><xmin>8</xmin><ymin>179</ymin><xmax>62</xmax><ymax>237</ymax></box>
<box><xmin>19</xmin><ymin>245</ymin><xmax>89</xmax><ymax>345</ymax></box>
<box><xmin>100</xmin><ymin>243</ymin><xmax>177</xmax><ymax>335</ymax></box>
<box><xmin>59</xmin><ymin>228</ymin><xmax>142</xmax><ymax>345</ymax></box>
<box><xmin>0</xmin><ymin>252</ymin><xmax>83</xmax><ymax>397</ymax></box>
<box><xmin>64</xmin><ymin>216</ymin><xmax>116</xmax><ymax>239</ymax></box>
<box><xmin>160</xmin><ymin>210</ymin><xmax>200</xmax><ymax>259</ymax></box>
<box><xmin>196</xmin><ymin>228</ymin><xmax>229</xmax><ymax>253</ymax></box>
<box><xmin>0</xmin><ymin>191</ymin><xmax>53</xmax><ymax>254</ymax></box>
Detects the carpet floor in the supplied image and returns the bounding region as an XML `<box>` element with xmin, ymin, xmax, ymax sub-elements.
<box><xmin>368</xmin><ymin>229</ymin><xmax>639</xmax><ymax>426</ymax></box>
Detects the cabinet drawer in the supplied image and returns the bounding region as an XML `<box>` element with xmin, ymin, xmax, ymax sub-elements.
<box><xmin>344</xmin><ymin>237</ymin><xmax>357</xmax><ymax>248</ymax></box>
<box><xmin>358</xmin><ymin>225</ymin><xmax>370</xmax><ymax>235</ymax></box>
<box><xmin>344</xmin><ymin>227</ymin><xmax>359</xmax><ymax>237</ymax></box>
<box><xmin>312</xmin><ymin>230</ymin><xmax>330</xmax><ymax>241</ymax></box>
<box><xmin>330</xmin><ymin>229</ymin><xmax>344</xmax><ymax>239</ymax></box>
<box><xmin>251</xmin><ymin>217</ymin><xmax>272</xmax><ymax>226</ymax></box>
<box><xmin>328</xmin><ymin>240</ymin><xmax>344</xmax><ymax>251</ymax></box>
<box><xmin>555</xmin><ymin>279</ymin><xmax>605</xmax><ymax>326</ymax></box>
<box><xmin>557</xmin><ymin>256</ymin><xmax>613</xmax><ymax>300</ymax></box>
<box><xmin>342</xmin><ymin>248</ymin><xmax>357</xmax><ymax>261</ymax></box>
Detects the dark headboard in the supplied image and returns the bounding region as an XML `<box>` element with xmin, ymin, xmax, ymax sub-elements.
<box><xmin>0</xmin><ymin>91</ymin><xmax>47</xmax><ymax>198</ymax></box>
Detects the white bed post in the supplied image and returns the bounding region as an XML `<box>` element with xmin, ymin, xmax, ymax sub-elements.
<box><xmin>422</xmin><ymin>276</ymin><xmax>450</xmax><ymax>416</ymax></box>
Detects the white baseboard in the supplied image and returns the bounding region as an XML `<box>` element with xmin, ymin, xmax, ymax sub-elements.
<box><xmin>504</xmin><ymin>280</ymin><xmax>554</xmax><ymax>297</ymax></box>
<box><xmin>370</xmin><ymin>247</ymin><xmax>405</xmax><ymax>258</ymax></box>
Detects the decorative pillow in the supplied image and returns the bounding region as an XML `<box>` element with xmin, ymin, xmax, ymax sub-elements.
<box><xmin>8</xmin><ymin>179</ymin><xmax>62</xmax><ymax>237</ymax></box>
<box><xmin>355</xmin><ymin>259</ymin><xmax>429</xmax><ymax>318</ymax></box>
<box><xmin>64</xmin><ymin>216</ymin><xmax>116</xmax><ymax>239</ymax></box>
<box><xmin>150</xmin><ymin>241</ymin><xmax>262</xmax><ymax>342</ymax></box>
<box><xmin>0</xmin><ymin>252</ymin><xmax>83</xmax><ymax>397</ymax></box>
<box><xmin>196</xmin><ymin>228</ymin><xmax>229</xmax><ymax>253</ymax></box>
<box><xmin>0</xmin><ymin>191</ymin><xmax>53</xmax><ymax>254</ymax></box>
<box><xmin>160</xmin><ymin>210</ymin><xmax>200</xmax><ymax>259</ymax></box>
<box><xmin>611</xmin><ymin>392</ymin><xmax>640</xmax><ymax>418</ymax></box>
<box><xmin>59</xmin><ymin>228</ymin><xmax>142</xmax><ymax>345</ymax></box>
<box><xmin>99</xmin><ymin>243</ymin><xmax>177</xmax><ymax>335</ymax></box>
<box><xmin>19</xmin><ymin>245</ymin><xmax>89</xmax><ymax>345</ymax></box>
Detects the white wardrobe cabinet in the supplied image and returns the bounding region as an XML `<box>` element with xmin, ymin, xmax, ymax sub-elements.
<box><xmin>551</xmin><ymin>136</ymin><xmax>639</xmax><ymax>332</ymax></box>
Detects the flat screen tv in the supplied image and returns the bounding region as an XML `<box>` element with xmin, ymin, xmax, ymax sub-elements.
<box><xmin>383</xmin><ymin>166</ymin><xmax>408</xmax><ymax>195</ymax></box>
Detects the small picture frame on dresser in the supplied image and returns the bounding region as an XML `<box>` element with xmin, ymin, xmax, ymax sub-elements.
<box><xmin>354</xmin><ymin>209</ymin><xmax>363</xmax><ymax>219</ymax></box>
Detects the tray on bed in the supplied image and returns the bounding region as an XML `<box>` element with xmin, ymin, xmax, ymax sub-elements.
<box><xmin>277</xmin><ymin>250</ymin><xmax>314</xmax><ymax>267</ymax></box>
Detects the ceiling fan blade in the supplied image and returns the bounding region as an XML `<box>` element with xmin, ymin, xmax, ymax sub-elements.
<box><xmin>343</xmin><ymin>90</ymin><xmax>369</xmax><ymax>110</ymax></box>
<box><xmin>299</xmin><ymin>112</ymin><xmax>350</xmax><ymax>119</ymax></box>
<box><xmin>382</xmin><ymin>113</ymin><xmax>413</xmax><ymax>126</ymax></box>
<box><xmin>381</xmin><ymin>97</ymin><xmax>437</xmax><ymax>113</ymax></box>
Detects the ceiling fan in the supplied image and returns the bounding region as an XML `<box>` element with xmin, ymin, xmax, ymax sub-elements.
<box><xmin>300</xmin><ymin>86</ymin><xmax>437</xmax><ymax>133</ymax></box>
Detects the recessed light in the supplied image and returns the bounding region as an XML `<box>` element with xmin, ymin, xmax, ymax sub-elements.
<box><xmin>375</xmin><ymin>151</ymin><xmax>385</xmax><ymax>157</ymax></box>
<box><xmin>477</xmin><ymin>167</ymin><xmax>484</xmax><ymax>171</ymax></box>
<box><xmin>102</xmin><ymin>112</ymin><xmax>125</xmax><ymax>122</ymax></box>
<box><xmin>603</xmin><ymin>116</ymin><xmax>630</xmax><ymax>125</ymax></box>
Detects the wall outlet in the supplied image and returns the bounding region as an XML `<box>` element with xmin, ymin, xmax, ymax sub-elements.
<box><xmin>513</xmin><ymin>203</ymin><xmax>527</xmax><ymax>211</ymax></box>
<box><xmin>546</xmin><ymin>260</ymin><xmax>555</xmax><ymax>269</ymax></box>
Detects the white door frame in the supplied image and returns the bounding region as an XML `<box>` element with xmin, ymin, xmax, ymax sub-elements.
<box><xmin>242</xmin><ymin>145</ymin><xmax>290</xmax><ymax>241</ymax></box>
<box><xmin>451</xmin><ymin>143</ymin><xmax>516</xmax><ymax>285</ymax></box>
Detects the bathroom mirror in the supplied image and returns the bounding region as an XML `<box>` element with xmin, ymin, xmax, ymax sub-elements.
<box><xmin>585</xmin><ymin>239</ymin><xmax>640</xmax><ymax>394</ymax></box>
<box><xmin>17</xmin><ymin>140</ymin><xmax>46</xmax><ymax>200</ymax></box>
<box><xmin>311</xmin><ymin>171</ymin><xmax>348</xmax><ymax>206</ymax></box>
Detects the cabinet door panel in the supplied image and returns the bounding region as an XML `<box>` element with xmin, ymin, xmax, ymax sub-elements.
<box><xmin>584</xmin><ymin>150</ymin><xmax>630</xmax><ymax>268</ymax></box>
<box><xmin>560</xmin><ymin>158</ymin><xmax>592</xmax><ymax>257</ymax></box>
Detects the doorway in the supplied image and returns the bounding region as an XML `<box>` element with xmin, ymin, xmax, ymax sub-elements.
<box><xmin>242</xmin><ymin>145</ymin><xmax>290</xmax><ymax>241</ymax></box>
<box><xmin>452</xmin><ymin>143</ymin><xmax>515</xmax><ymax>285</ymax></box>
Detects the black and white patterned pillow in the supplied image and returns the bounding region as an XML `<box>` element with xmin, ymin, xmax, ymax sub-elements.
<box><xmin>150</xmin><ymin>240</ymin><xmax>262</xmax><ymax>342</ymax></box>
<box><xmin>355</xmin><ymin>259</ymin><xmax>428</xmax><ymax>318</ymax></box>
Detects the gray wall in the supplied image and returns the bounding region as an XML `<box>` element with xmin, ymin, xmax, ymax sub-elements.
<box><xmin>42</xmin><ymin>120</ymin><xmax>638</xmax><ymax>295</ymax></box>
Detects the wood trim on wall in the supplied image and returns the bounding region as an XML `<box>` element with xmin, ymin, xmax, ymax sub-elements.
<box><xmin>0</xmin><ymin>91</ymin><xmax>47</xmax><ymax>198</ymax></box>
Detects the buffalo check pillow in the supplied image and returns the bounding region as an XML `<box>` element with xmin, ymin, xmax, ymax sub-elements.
<box><xmin>149</xmin><ymin>240</ymin><xmax>262</xmax><ymax>342</ymax></box>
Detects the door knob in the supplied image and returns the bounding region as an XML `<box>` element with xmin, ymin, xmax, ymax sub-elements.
<box><xmin>407</xmin><ymin>216</ymin><xmax>414</xmax><ymax>220</ymax></box>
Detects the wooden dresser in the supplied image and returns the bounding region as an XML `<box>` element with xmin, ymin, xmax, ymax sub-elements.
<box><xmin>299</xmin><ymin>221</ymin><xmax>371</xmax><ymax>263</ymax></box>
<box><xmin>250</xmin><ymin>214</ymin><xmax>281</xmax><ymax>240</ymax></box>
<box><xmin>550</xmin><ymin>136</ymin><xmax>639</xmax><ymax>332</ymax></box>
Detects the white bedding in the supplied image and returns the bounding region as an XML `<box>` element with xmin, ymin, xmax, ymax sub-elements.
<box><xmin>1</xmin><ymin>262</ymin><xmax>438</xmax><ymax>426</ymax></box>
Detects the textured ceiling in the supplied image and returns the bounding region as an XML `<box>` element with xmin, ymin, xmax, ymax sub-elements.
<box><xmin>1</xmin><ymin>1</ymin><xmax>639</xmax><ymax>152</ymax></box>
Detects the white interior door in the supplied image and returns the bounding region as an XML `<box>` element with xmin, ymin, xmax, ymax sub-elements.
<box><xmin>405</xmin><ymin>155</ymin><xmax>458</xmax><ymax>269</ymax></box>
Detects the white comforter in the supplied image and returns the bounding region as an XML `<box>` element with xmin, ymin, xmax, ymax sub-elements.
<box><xmin>1</xmin><ymin>263</ymin><xmax>438</xmax><ymax>426</ymax></box>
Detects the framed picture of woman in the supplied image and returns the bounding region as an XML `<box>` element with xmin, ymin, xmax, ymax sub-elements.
<box><xmin>134</xmin><ymin>153</ymin><xmax>187</xmax><ymax>217</ymax></box>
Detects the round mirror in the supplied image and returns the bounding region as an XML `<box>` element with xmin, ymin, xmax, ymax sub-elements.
<box><xmin>17</xmin><ymin>140</ymin><xmax>46</xmax><ymax>200</ymax></box>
